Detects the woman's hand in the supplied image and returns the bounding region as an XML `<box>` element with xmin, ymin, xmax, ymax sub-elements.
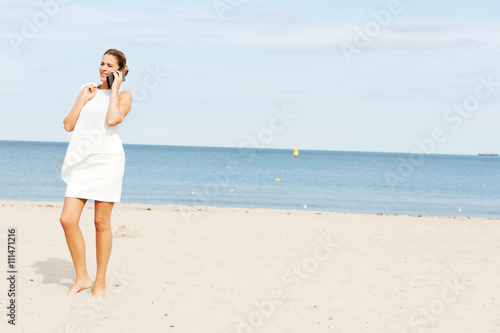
<box><xmin>111</xmin><ymin>70</ymin><xmax>124</xmax><ymax>90</ymax></box>
<box><xmin>81</xmin><ymin>85</ymin><xmax>97</xmax><ymax>102</ymax></box>
<box><xmin>64</xmin><ymin>84</ymin><xmax>97</xmax><ymax>131</ymax></box>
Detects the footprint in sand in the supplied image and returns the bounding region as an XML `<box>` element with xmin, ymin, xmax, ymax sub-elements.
<box><xmin>113</xmin><ymin>225</ymin><xmax>140</xmax><ymax>238</ymax></box>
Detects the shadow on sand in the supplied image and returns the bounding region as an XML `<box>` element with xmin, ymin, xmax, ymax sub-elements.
<box><xmin>31</xmin><ymin>258</ymin><xmax>75</xmax><ymax>288</ymax></box>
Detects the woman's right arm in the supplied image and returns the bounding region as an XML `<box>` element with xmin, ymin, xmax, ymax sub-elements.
<box><xmin>63</xmin><ymin>85</ymin><xmax>96</xmax><ymax>132</ymax></box>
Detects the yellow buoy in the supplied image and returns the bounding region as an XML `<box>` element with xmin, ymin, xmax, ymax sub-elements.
<box><xmin>275</xmin><ymin>178</ymin><xmax>280</xmax><ymax>182</ymax></box>
<box><xmin>293</xmin><ymin>141</ymin><xmax>299</xmax><ymax>157</ymax></box>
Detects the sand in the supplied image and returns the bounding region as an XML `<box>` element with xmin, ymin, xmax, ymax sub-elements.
<box><xmin>0</xmin><ymin>200</ymin><xmax>499</xmax><ymax>333</ymax></box>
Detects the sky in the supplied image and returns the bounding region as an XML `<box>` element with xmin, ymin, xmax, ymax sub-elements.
<box><xmin>1</xmin><ymin>0</ymin><xmax>500</xmax><ymax>155</ymax></box>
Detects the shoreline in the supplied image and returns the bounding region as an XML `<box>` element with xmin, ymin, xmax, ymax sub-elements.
<box><xmin>1</xmin><ymin>200</ymin><xmax>498</xmax><ymax>220</ymax></box>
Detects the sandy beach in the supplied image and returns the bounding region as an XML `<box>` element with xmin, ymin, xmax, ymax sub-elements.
<box><xmin>0</xmin><ymin>200</ymin><xmax>499</xmax><ymax>333</ymax></box>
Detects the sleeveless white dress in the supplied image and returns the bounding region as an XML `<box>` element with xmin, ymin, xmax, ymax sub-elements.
<box><xmin>61</xmin><ymin>83</ymin><xmax>126</xmax><ymax>202</ymax></box>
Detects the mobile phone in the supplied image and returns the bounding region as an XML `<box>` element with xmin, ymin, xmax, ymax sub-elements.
<box><xmin>106</xmin><ymin>68</ymin><xmax>125</xmax><ymax>88</ymax></box>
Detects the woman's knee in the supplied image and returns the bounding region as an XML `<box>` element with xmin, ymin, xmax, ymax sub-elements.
<box><xmin>60</xmin><ymin>197</ymin><xmax>86</xmax><ymax>230</ymax></box>
<box><xmin>94</xmin><ymin>217</ymin><xmax>111</xmax><ymax>232</ymax></box>
<box><xmin>60</xmin><ymin>214</ymin><xmax>77</xmax><ymax>230</ymax></box>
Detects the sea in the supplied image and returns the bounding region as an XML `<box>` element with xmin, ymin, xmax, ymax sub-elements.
<box><xmin>1</xmin><ymin>140</ymin><xmax>499</xmax><ymax>218</ymax></box>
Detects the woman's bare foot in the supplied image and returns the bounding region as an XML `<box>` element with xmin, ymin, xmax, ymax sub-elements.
<box><xmin>92</xmin><ymin>281</ymin><xmax>106</xmax><ymax>296</ymax></box>
<box><xmin>67</xmin><ymin>276</ymin><xmax>92</xmax><ymax>295</ymax></box>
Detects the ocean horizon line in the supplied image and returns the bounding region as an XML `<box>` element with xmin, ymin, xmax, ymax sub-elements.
<box><xmin>0</xmin><ymin>139</ymin><xmax>485</xmax><ymax>157</ymax></box>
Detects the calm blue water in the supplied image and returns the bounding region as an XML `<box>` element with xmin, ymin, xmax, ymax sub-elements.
<box><xmin>1</xmin><ymin>140</ymin><xmax>499</xmax><ymax>218</ymax></box>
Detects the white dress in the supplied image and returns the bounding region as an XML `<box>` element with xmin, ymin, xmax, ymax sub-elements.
<box><xmin>61</xmin><ymin>83</ymin><xmax>126</xmax><ymax>202</ymax></box>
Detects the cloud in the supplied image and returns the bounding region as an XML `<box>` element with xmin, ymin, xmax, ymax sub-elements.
<box><xmin>3</xmin><ymin>1</ymin><xmax>500</xmax><ymax>57</ymax></box>
<box><xmin>273</xmin><ymin>19</ymin><xmax>500</xmax><ymax>56</ymax></box>
<box><xmin>375</xmin><ymin>19</ymin><xmax>500</xmax><ymax>50</ymax></box>
<box><xmin>6</xmin><ymin>0</ymin><xmax>40</xmax><ymax>8</ymax></box>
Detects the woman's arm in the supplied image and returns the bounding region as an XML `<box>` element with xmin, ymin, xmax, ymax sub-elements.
<box><xmin>106</xmin><ymin>70</ymin><xmax>132</xmax><ymax>126</ymax></box>
<box><xmin>106</xmin><ymin>89</ymin><xmax>132</xmax><ymax>126</ymax></box>
<box><xmin>63</xmin><ymin>85</ymin><xmax>96</xmax><ymax>132</ymax></box>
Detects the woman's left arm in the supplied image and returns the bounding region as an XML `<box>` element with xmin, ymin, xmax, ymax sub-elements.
<box><xmin>106</xmin><ymin>71</ymin><xmax>132</xmax><ymax>126</ymax></box>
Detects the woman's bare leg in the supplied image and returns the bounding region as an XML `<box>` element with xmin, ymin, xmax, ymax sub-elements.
<box><xmin>93</xmin><ymin>200</ymin><xmax>114</xmax><ymax>296</ymax></box>
<box><xmin>60</xmin><ymin>197</ymin><xmax>91</xmax><ymax>295</ymax></box>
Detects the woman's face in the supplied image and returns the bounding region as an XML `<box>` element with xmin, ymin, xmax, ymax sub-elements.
<box><xmin>99</xmin><ymin>54</ymin><xmax>119</xmax><ymax>84</ymax></box>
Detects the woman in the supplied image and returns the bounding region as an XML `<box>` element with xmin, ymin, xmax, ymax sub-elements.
<box><xmin>59</xmin><ymin>49</ymin><xmax>132</xmax><ymax>296</ymax></box>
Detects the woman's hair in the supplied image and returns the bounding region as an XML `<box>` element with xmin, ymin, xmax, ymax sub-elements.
<box><xmin>104</xmin><ymin>49</ymin><xmax>129</xmax><ymax>76</ymax></box>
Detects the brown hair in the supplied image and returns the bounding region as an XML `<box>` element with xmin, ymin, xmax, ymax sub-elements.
<box><xmin>103</xmin><ymin>49</ymin><xmax>129</xmax><ymax>76</ymax></box>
